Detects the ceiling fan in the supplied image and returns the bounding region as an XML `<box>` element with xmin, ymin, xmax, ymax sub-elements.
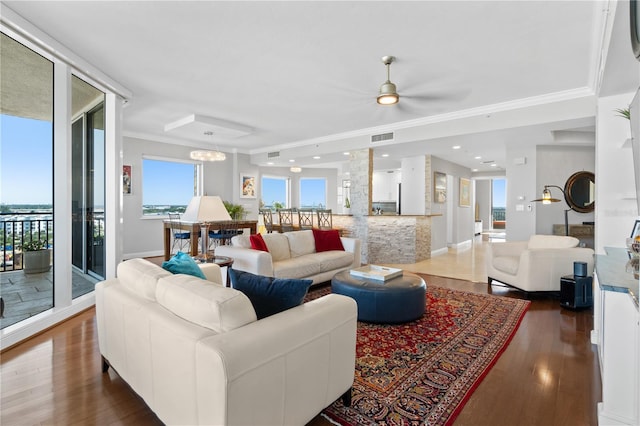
<box><xmin>377</xmin><ymin>56</ymin><xmax>400</xmax><ymax>105</ymax></box>
<box><xmin>373</xmin><ymin>55</ymin><xmax>469</xmax><ymax>112</ymax></box>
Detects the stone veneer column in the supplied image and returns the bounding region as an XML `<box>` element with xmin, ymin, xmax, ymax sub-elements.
<box><xmin>348</xmin><ymin>149</ymin><xmax>373</xmax><ymax>264</ymax></box>
<box><xmin>425</xmin><ymin>154</ymin><xmax>432</xmax><ymax>215</ymax></box>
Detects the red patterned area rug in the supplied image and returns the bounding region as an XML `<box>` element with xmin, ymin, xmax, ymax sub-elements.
<box><xmin>306</xmin><ymin>284</ymin><xmax>530</xmax><ymax>426</ymax></box>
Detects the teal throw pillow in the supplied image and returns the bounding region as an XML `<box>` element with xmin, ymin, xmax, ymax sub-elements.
<box><xmin>228</xmin><ymin>269</ymin><xmax>313</xmax><ymax>319</ymax></box>
<box><xmin>162</xmin><ymin>251</ymin><xmax>206</xmax><ymax>280</ymax></box>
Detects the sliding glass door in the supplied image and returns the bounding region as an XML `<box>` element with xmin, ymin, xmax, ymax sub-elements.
<box><xmin>71</xmin><ymin>76</ymin><xmax>105</xmax><ymax>294</ymax></box>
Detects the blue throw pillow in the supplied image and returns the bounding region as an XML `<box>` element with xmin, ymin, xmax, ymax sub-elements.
<box><xmin>229</xmin><ymin>269</ymin><xmax>313</xmax><ymax>319</ymax></box>
<box><xmin>161</xmin><ymin>251</ymin><xmax>206</xmax><ymax>280</ymax></box>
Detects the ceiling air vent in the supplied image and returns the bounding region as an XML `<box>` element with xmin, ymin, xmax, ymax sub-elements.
<box><xmin>267</xmin><ymin>151</ymin><xmax>280</xmax><ymax>158</ymax></box>
<box><xmin>371</xmin><ymin>132</ymin><xmax>394</xmax><ymax>143</ymax></box>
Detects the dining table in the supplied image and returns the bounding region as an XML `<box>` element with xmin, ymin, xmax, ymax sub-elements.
<box><xmin>163</xmin><ymin>219</ymin><xmax>258</xmax><ymax>261</ymax></box>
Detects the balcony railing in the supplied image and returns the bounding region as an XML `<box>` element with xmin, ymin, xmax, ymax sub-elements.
<box><xmin>1</xmin><ymin>213</ymin><xmax>53</xmax><ymax>272</ymax></box>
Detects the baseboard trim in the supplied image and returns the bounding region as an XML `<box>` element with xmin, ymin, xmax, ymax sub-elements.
<box><xmin>431</xmin><ymin>247</ymin><xmax>449</xmax><ymax>257</ymax></box>
<box><xmin>448</xmin><ymin>240</ymin><xmax>472</xmax><ymax>250</ymax></box>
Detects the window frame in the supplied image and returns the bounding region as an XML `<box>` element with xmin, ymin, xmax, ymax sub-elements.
<box><xmin>299</xmin><ymin>177</ymin><xmax>327</xmax><ymax>209</ymax></box>
<box><xmin>141</xmin><ymin>155</ymin><xmax>203</xmax><ymax>217</ymax></box>
<box><xmin>261</xmin><ymin>174</ymin><xmax>290</xmax><ymax>209</ymax></box>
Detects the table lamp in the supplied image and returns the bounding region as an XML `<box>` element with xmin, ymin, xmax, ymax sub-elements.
<box><xmin>182</xmin><ymin>195</ymin><xmax>231</xmax><ymax>260</ymax></box>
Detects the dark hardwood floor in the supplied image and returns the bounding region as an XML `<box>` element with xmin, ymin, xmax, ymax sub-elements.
<box><xmin>1</xmin><ymin>275</ymin><xmax>600</xmax><ymax>426</ymax></box>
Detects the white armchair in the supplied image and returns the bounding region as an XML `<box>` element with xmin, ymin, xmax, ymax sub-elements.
<box><xmin>486</xmin><ymin>235</ymin><xmax>595</xmax><ymax>292</ymax></box>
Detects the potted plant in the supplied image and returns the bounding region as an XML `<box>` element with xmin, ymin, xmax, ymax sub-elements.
<box><xmin>344</xmin><ymin>196</ymin><xmax>351</xmax><ymax>214</ymax></box>
<box><xmin>615</xmin><ymin>107</ymin><xmax>630</xmax><ymax>120</ymax></box>
<box><xmin>223</xmin><ymin>201</ymin><xmax>247</xmax><ymax>220</ymax></box>
<box><xmin>21</xmin><ymin>239</ymin><xmax>52</xmax><ymax>274</ymax></box>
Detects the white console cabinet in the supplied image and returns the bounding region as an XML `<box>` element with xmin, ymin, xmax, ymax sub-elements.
<box><xmin>593</xmin><ymin>248</ymin><xmax>640</xmax><ymax>425</ymax></box>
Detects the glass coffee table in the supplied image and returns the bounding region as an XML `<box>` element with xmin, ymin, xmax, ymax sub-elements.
<box><xmin>331</xmin><ymin>269</ymin><xmax>426</xmax><ymax>323</ymax></box>
<box><xmin>194</xmin><ymin>254</ymin><xmax>234</xmax><ymax>286</ymax></box>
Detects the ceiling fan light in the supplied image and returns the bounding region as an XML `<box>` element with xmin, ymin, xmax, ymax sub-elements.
<box><xmin>377</xmin><ymin>93</ymin><xmax>399</xmax><ymax>105</ymax></box>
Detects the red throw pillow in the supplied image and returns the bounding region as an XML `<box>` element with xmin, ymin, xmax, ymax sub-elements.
<box><xmin>250</xmin><ymin>234</ymin><xmax>269</xmax><ymax>252</ymax></box>
<box><xmin>312</xmin><ymin>229</ymin><xmax>344</xmax><ymax>252</ymax></box>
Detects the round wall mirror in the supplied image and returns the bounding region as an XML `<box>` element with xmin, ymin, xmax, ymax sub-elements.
<box><xmin>563</xmin><ymin>171</ymin><xmax>595</xmax><ymax>213</ymax></box>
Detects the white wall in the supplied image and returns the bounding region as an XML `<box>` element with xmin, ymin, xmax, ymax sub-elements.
<box><xmin>505</xmin><ymin>143</ymin><xmax>537</xmax><ymax>241</ymax></box>
<box><xmin>475</xmin><ymin>179</ymin><xmax>492</xmax><ymax>230</ymax></box>
<box><xmin>535</xmin><ymin>145</ymin><xmax>595</xmax><ymax>235</ymax></box>
<box><xmin>596</xmin><ymin>92</ymin><xmax>638</xmax><ymax>253</ymax></box>
<box><xmin>400</xmin><ymin>156</ymin><xmax>426</xmax><ymax>215</ymax></box>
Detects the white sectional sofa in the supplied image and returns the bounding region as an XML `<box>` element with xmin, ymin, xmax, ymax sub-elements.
<box><xmin>216</xmin><ymin>230</ymin><xmax>361</xmax><ymax>285</ymax></box>
<box><xmin>486</xmin><ymin>234</ymin><xmax>595</xmax><ymax>292</ymax></box>
<box><xmin>96</xmin><ymin>258</ymin><xmax>357</xmax><ymax>425</ymax></box>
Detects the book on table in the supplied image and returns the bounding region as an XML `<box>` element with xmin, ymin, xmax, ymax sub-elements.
<box><xmin>350</xmin><ymin>265</ymin><xmax>403</xmax><ymax>281</ymax></box>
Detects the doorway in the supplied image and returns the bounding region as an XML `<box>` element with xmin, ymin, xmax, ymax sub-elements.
<box><xmin>491</xmin><ymin>178</ymin><xmax>506</xmax><ymax>230</ymax></box>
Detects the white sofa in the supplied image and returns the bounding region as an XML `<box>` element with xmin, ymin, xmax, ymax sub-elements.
<box><xmin>95</xmin><ymin>258</ymin><xmax>357</xmax><ymax>425</ymax></box>
<box><xmin>486</xmin><ymin>234</ymin><xmax>595</xmax><ymax>292</ymax></box>
<box><xmin>216</xmin><ymin>230</ymin><xmax>361</xmax><ymax>285</ymax></box>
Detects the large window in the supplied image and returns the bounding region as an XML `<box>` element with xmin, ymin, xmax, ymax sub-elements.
<box><xmin>142</xmin><ymin>157</ymin><xmax>201</xmax><ymax>216</ymax></box>
<box><xmin>261</xmin><ymin>176</ymin><xmax>289</xmax><ymax>209</ymax></box>
<box><xmin>0</xmin><ymin>33</ymin><xmax>54</xmax><ymax>329</ymax></box>
<box><xmin>300</xmin><ymin>178</ymin><xmax>327</xmax><ymax>209</ymax></box>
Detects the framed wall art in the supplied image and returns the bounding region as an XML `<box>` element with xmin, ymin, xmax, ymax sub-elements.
<box><xmin>123</xmin><ymin>165</ymin><xmax>132</xmax><ymax>195</ymax></box>
<box><xmin>459</xmin><ymin>177</ymin><xmax>471</xmax><ymax>207</ymax></box>
<box><xmin>434</xmin><ymin>172</ymin><xmax>446</xmax><ymax>203</ymax></box>
<box><xmin>240</xmin><ymin>174</ymin><xmax>256</xmax><ymax>198</ymax></box>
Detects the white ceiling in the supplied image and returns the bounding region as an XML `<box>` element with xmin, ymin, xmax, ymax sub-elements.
<box><xmin>3</xmin><ymin>1</ymin><xmax>639</xmax><ymax>172</ymax></box>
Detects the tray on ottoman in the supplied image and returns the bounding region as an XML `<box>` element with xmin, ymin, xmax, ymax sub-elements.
<box><xmin>349</xmin><ymin>265</ymin><xmax>402</xmax><ymax>281</ymax></box>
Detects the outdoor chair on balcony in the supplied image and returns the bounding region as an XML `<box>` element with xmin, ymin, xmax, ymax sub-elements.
<box><xmin>316</xmin><ymin>209</ymin><xmax>333</xmax><ymax>230</ymax></box>
<box><xmin>297</xmin><ymin>208</ymin><xmax>314</xmax><ymax>230</ymax></box>
<box><xmin>168</xmin><ymin>213</ymin><xmax>192</xmax><ymax>255</ymax></box>
<box><xmin>277</xmin><ymin>208</ymin><xmax>295</xmax><ymax>232</ymax></box>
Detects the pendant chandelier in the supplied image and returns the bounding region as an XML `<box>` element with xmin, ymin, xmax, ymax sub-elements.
<box><xmin>191</xmin><ymin>131</ymin><xmax>226</xmax><ymax>161</ymax></box>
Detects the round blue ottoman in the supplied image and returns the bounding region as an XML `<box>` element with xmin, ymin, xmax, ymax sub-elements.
<box><xmin>331</xmin><ymin>270</ymin><xmax>426</xmax><ymax>323</ymax></box>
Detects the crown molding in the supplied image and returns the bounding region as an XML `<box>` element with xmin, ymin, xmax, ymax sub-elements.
<box><xmin>249</xmin><ymin>87</ymin><xmax>596</xmax><ymax>156</ymax></box>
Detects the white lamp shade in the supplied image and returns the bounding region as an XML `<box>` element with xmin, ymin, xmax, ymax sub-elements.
<box><xmin>182</xmin><ymin>196</ymin><xmax>232</xmax><ymax>222</ymax></box>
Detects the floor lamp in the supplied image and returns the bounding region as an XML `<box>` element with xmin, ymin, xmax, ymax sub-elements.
<box><xmin>182</xmin><ymin>196</ymin><xmax>232</xmax><ymax>260</ymax></box>
<box><xmin>532</xmin><ymin>184</ymin><xmax>572</xmax><ymax>236</ymax></box>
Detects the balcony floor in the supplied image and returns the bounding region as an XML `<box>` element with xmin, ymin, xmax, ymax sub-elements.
<box><xmin>0</xmin><ymin>269</ymin><xmax>97</xmax><ymax>329</ymax></box>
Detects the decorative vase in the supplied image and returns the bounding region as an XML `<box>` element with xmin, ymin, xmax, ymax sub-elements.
<box><xmin>23</xmin><ymin>249</ymin><xmax>52</xmax><ymax>274</ymax></box>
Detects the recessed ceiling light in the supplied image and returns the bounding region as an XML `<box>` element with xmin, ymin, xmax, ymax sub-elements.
<box><xmin>490</xmin><ymin>164</ymin><xmax>497</xmax><ymax>167</ymax></box>
<box><xmin>343</xmin><ymin>152</ymin><xmax>350</xmax><ymax>156</ymax></box>
<box><xmin>472</xmin><ymin>168</ymin><xmax>479</xmax><ymax>172</ymax></box>
<box><xmin>267</xmin><ymin>162</ymin><xmax>274</xmax><ymax>165</ymax></box>
<box><xmin>381</xmin><ymin>154</ymin><xmax>389</xmax><ymax>158</ymax></box>
<box><xmin>289</xmin><ymin>159</ymin><xmax>295</xmax><ymax>163</ymax></box>
<box><xmin>313</xmin><ymin>156</ymin><xmax>321</xmax><ymax>159</ymax></box>
<box><xmin>475</xmin><ymin>156</ymin><xmax>482</xmax><ymax>160</ymax></box>
<box><xmin>453</xmin><ymin>145</ymin><xmax>461</xmax><ymax>150</ymax></box>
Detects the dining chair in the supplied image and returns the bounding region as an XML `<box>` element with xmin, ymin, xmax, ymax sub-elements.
<box><xmin>277</xmin><ymin>208</ymin><xmax>295</xmax><ymax>232</ymax></box>
<box><xmin>297</xmin><ymin>209</ymin><xmax>314</xmax><ymax>230</ymax></box>
<box><xmin>168</xmin><ymin>213</ymin><xmax>192</xmax><ymax>255</ymax></box>
<box><xmin>209</xmin><ymin>220</ymin><xmax>240</xmax><ymax>250</ymax></box>
<box><xmin>316</xmin><ymin>209</ymin><xmax>333</xmax><ymax>230</ymax></box>
<box><xmin>260</xmin><ymin>209</ymin><xmax>275</xmax><ymax>233</ymax></box>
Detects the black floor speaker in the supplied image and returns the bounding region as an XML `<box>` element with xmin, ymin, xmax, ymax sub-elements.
<box><xmin>560</xmin><ymin>275</ymin><xmax>593</xmax><ymax>309</ymax></box>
